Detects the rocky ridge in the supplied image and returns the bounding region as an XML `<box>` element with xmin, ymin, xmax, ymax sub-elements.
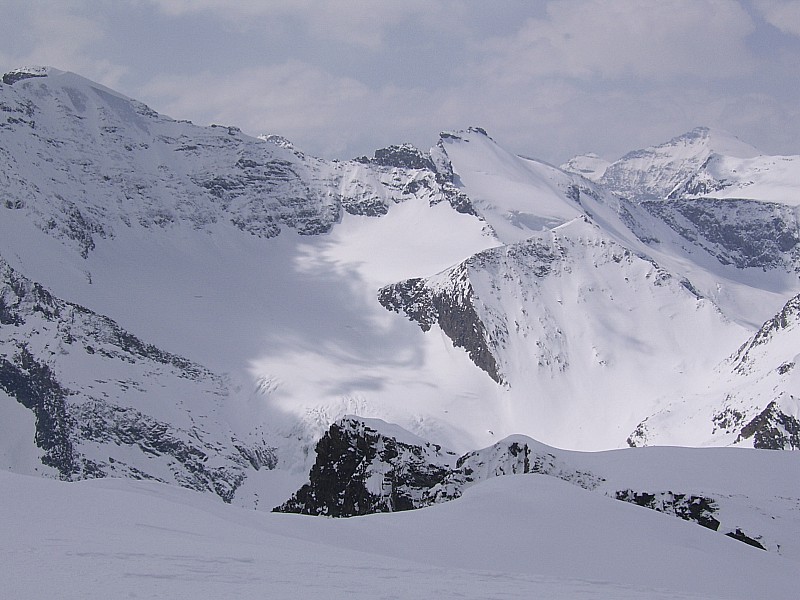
<box><xmin>0</xmin><ymin>67</ymin><xmax>477</xmax><ymax>258</ymax></box>
<box><xmin>277</xmin><ymin>417</ymin><xmax>783</xmax><ymax>554</ymax></box>
<box><xmin>0</xmin><ymin>255</ymin><xmax>274</xmax><ymax>501</ymax></box>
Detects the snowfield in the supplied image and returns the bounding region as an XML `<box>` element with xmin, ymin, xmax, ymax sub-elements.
<box><xmin>3</xmin><ymin>467</ymin><xmax>799</xmax><ymax>600</ymax></box>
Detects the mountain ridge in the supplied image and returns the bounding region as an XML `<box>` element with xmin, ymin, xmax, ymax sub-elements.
<box><xmin>2</xmin><ymin>66</ymin><xmax>800</xmax><ymax>503</ymax></box>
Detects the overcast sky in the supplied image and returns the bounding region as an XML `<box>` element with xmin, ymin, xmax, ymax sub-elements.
<box><xmin>1</xmin><ymin>0</ymin><xmax>799</xmax><ymax>164</ymax></box>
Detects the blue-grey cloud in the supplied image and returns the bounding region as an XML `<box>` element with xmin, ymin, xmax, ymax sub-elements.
<box><xmin>0</xmin><ymin>1</ymin><xmax>798</xmax><ymax>164</ymax></box>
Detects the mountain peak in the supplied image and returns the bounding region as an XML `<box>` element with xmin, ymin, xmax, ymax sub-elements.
<box><xmin>601</xmin><ymin>126</ymin><xmax>764</xmax><ymax>201</ymax></box>
<box><xmin>439</xmin><ymin>127</ymin><xmax>493</xmax><ymax>143</ymax></box>
<box><xmin>2</xmin><ymin>65</ymin><xmax>61</xmax><ymax>85</ymax></box>
<box><xmin>669</xmin><ymin>126</ymin><xmax>761</xmax><ymax>160</ymax></box>
<box><xmin>560</xmin><ymin>153</ymin><xmax>611</xmax><ymax>181</ymax></box>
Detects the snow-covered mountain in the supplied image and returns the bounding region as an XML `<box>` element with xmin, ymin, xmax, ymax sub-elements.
<box><xmin>2</xmin><ymin>66</ymin><xmax>800</xmax><ymax>502</ymax></box>
<box><xmin>629</xmin><ymin>292</ymin><xmax>800</xmax><ymax>450</ymax></box>
<box><xmin>559</xmin><ymin>152</ymin><xmax>610</xmax><ymax>181</ymax></box>
<box><xmin>595</xmin><ymin>126</ymin><xmax>763</xmax><ymax>203</ymax></box>
<box><xmin>0</xmin><ymin>255</ymin><xmax>275</xmax><ymax>500</ymax></box>
<box><xmin>3</xmin><ymin>65</ymin><xmax>800</xmax><ymax>599</ymax></box>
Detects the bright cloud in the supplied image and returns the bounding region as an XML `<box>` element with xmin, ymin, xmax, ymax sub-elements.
<box><xmin>478</xmin><ymin>0</ymin><xmax>756</xmax><ymax>81</ymax></box>
<box><xmin>0</xmin><ymin>1</ymin><xmax>798</xmax><ymax>163</ymax></box>
<box><xmin>755</xmin><ymin>0</ymin><xmax>800</xmax><ymax>36</ymax></box>
<box><xmin>144</xmin><ymin>0</ymin><xmax>459</xmax><ymax>49</ymax></box>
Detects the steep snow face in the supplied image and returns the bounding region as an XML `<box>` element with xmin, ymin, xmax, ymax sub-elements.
<box><xmin>560</xmin><ymin>152</ymin><xmax>611</xmax><ymax>181</ymax></box>
<box><xmin>673</xmin><ymin>153</ymin><xmax>800</xmax><ymax>205</ymax></box>
<box><xmin>381</xmin><ymin>216</ymin><xmax>749</xmax><ymax>448</ymax></box>
<box><xmin>601</xmin><ymin>127</ymin><xmax>762</xmax><ymax>202</ymax></box>
<box><xmin>629</xmin><ymin>294</ymin><xmax>800</xmax><ymax>450</ymax></box>
<box><xmin>433</xmin><ymin>128</ymin><xmax>586</xmax><ymax>242</ymax></box>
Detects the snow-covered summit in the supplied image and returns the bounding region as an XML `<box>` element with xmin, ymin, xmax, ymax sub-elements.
<box><xmin>2</xmin><ymin>65</ymin><xmax>59</xmax><ymax>84</ymax></box>
<box><xmin>560</xmin><ymin>152</ymin><xmax>611</xmax><ymax>181</ymax></box>
<box><xmin>601</xmin><ymin>126</ymin><xmax>763</xmax><ymax>202</ymax></box>
<box><xmin>434</xmin><ymin>126</ymin><xmax>592</xmax><ymax>243</ymax></box>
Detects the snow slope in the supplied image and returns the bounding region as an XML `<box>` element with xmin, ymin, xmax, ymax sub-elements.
<box><xmin>560</xmin><ymin>152</ymin><xmax>611</xmax><ymax>181</ymax></box>
<box><xmin>629</xmin><ymin>293</ymin><xmax>800</xmax><ymax>449</ymax></box>
<box><xmin>3</xmin><ymin>466</ymin><xmax>799</xmax><ymax>600</ymax></box>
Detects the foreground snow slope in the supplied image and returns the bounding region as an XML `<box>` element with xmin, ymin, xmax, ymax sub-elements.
<box><xmin>279</xmin><ymin>416</ymin><xmax>800</xmax><ymax>561</ymax></box>
<box><xmin>3</xmin><ymin>468</ymin><xmax>798</xmax><ymax>600</ymax></box>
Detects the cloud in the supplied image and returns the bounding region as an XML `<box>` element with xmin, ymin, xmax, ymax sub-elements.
<box><xmin>0</xmin><ymin>1</ymin><xmax>127</xmax><ymax>88</ymax></box>
<box><xmin>138</xmin><ymin>62</ymin><xmax>442</xmax><ymax>157</ymax></box>
<box><xmin>477</xmin><ymin>0</ymin><xmax>756</xmax><ymax>82</ymax></box>
<box><xmin>2</xmin><ymin>0</ymin><xmax>798</xmax><ymax>165</ymax></box>
<box><xmin>144</xmin><ymin>0</ymin><xmax>458</xmax><ymax>49</ymax></box>
<box><xmin>755</xmin><ymin>0</ymin><xmax>800</xmax><ymax>37</ymax></box>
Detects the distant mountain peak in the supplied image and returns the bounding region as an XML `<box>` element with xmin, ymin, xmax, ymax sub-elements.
<box><xmin>600</xmin><ymin>126</ymin><xmax>764</xmax><ymax>202</ymax></box>
<box><xmin>259</xmin><ymin>133</ymin><xmax>297</xmax><ymax>150</ymax></box>
<box><xmin>669</xmin><ymin>126</ymin><xmax>761</xmax><ymax>159</ymax></box>
<box><xmin>2</xmin><ymin>65</ymin><xmax>59</xmax><ymax>85</ymax></box>
<box><xmin>560</xmin><ymin>153</ymin><xmax>611</xmax><ymax>181</ymax></box>
<box><xmin>439</xmin><ymin>126</ymin><xmax>493</xmax><ymax>142</ymax></box>
<box><xmin>357</xmin><ymin>142</ymin><xmax>436</xmax><ymax>171</ymax></box>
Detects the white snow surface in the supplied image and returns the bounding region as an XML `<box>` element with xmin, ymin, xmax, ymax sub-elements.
<box><xmin>560</xmin><ymin>152</ymin><xmax>611</xmax><ymax>181</ymax></box>
<box><xmin>3</xmin><ymin>462</ymin><xmax>799</xmax><ymax>600</ymax></box>
<box><xmin>680</xmin><ymin>153</ymin><xmax>800</xmax><ymax>204</ymax></box>
<box><xmin>437</xmin><ymin>128</ymin><xmax>584</xmax><ymax>243</ymax></box>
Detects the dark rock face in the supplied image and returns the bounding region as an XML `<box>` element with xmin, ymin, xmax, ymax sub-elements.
<box><xmin>274</xmin><ymin>417</ymin><xmax>455</xmax><ymax>516</ymax></box>
<box><xmin>0</xmin><ymin>256</ymin><xmax>275</xmax><ymax>499</ymax></box>
<box><xmin>378</xmin><ymin>266</ymin><xmax>502</xmax><ymax>383</ymax></box>
<box><xmin>276</xmin><ymin>420</ymin><xmax>605</xmax><ymax>517</ymax></box>
<box><xmin>726</xmin><ymin>528</ymin><xmax>766</xmax><ymax>550</ymax></box>
<box><xmin>615</xmin><ymin>490</ymin><xmax>721</xmax><ymax>531</ymax></box>
<box><xmin>379</xmin><ymin>238</ymin><xmax>564</xmax><ymax>384</ymax></box>
<box><xmin>359</xmin><ymin>142</ymin><xmax>477</xmax><ymax>217</ymax></box>
<box><xmin>733</xmin><ymin>295</ymin><xmax>800</xmax><ymax>374</ymax></box>
<box><xmin>736</xmin><ymin>401</ymin><xmax>800</xmax><ymax>450</ymax></box>
<box><xmin>642</xmin><ymin>198</ymin><xmax>800</xmax><ymax>270</ymax></box>
<box><xmin>370</xmin><ymin>144</ymin><xmax>437</xmax><ymax>172</ymax></box>
<box><xmin>0</xmin><ymin>346</ymin><xmax>79</xmax><ymax>477</ymax></box>
<box><xmin>3</xmin><ymin>68</ymin><xmax>50</xmax><ymax>85</ymax></box>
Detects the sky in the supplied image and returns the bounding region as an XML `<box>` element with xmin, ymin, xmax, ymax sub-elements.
<box><xmin>1</xmin><ymin>0</ymin><xmax>799</xmax><ymax>165</ymax></box>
